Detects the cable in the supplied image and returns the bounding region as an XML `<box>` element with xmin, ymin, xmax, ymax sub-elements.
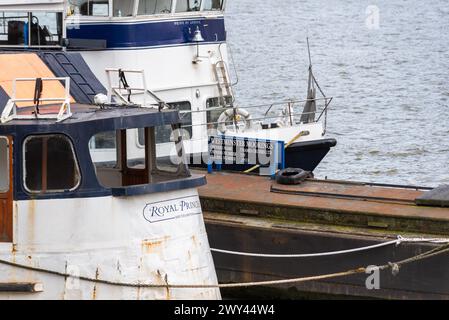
<box><xmin>0</xmin><ymin>242</ymin><xmax>447</xmax><ymax>289</ymax></box>
<box><xmin>210</xmin><ymin>236</ymin><xmax>449</xmax><ymax>258</ymax></box>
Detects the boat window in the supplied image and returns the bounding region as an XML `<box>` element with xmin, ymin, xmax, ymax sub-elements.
<box><xmin>138</xmin><ymin>0</ymin><xmax>173</xmax><ymax>14</ymax></box>
<box><xmin>89</xmin><ymin>127</ymin><xmax>188</xmax><ymax>188</ymax></box>
<box><xmin>137</xmin><ymin>101</ymin><xmax>192</xmax><ymax>146</ymax></box>
<box><xmin>24</xmin><ymin>135</ymin><xmax>81</xmax><ymax>193</ymax></box>
<box><xmin>206</xmin><ymin>96</ymin><xmax>232</xmax><ymax>129</ymax></box>
<box><xmin>202</xmin><ymin>0</ymin><xmax>223</xmax><ymax>11</ymax></box>
<box><xmin>0</xmin><ymin>137</ymin><xmax>9</xmax><ymax>193</ymax></box>
<box><xmin>175</xmin><ymin>0</ymin><xmax>201</xmax><ymax>12</ymax></box>
<box><xmin>0</xmin><ymin>12</ymin><xmax>27</xmax><ymax>45</ymax></box>
<box><xmin>113</xmin><ymin>0</ymin><xmax>136</xmax><ymax>17</ymax></box>
<box><xmin>69</xmin><ymin>1</ymin><xmax>110</xmax><ymax>16</ymax></box>
<box><xmin>0</xmin><ymin>11</ymin><xmax>63</xmax><ymax>47</ymax></box>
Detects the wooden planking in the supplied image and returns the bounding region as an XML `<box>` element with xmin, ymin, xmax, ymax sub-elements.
<box><xmin>196</xmin><ymin>170</ymin><xmax>449</xmax><ymax>234</ymax></box>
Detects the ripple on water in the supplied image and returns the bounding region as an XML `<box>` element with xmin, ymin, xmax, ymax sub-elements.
<box><xmin>227</xmin><ymin>0</ymin><xmax>449</xmax><ymax>187</ymax></box>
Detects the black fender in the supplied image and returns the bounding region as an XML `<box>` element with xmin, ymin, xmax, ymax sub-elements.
<box><xmin>275</xmin><ymin>168</ymin><xmax>313</xmax><ymax>185</ymax></box>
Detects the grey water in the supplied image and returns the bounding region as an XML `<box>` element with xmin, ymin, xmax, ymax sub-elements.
<box><xmin>226</xmin><ymin>0</ymin><xmax>449</xmax><ymax>187</ymax></box>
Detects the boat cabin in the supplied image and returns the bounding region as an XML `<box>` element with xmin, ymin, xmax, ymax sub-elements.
<box><xmin>0</xmin><ymin>79</ymin><xmax>219</xmax><ymax>299</ymax></box>
<box><xmin>0</xmin><ymin>0</ymin><xmax>226</xmax><ymax>49</ymax></box>
<box><xmin>0</xmin><ymin>101</ymin><xmax>207</xmax><ymax>239</ymax></box>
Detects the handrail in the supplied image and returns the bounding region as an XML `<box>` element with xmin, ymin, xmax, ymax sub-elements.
<box><xmin>171</xmin><ymin>96</ymin><xmax>332</xmax><ymax>132</ymax></box>
<box><xmin>1</xmin><ymin>77</ymin><xmax>72</xmax><ymax>123</ymax></box>
<box><xmin>179</xmin><ymin>110</ymin><xmax>325</xmax><ymax>129</ymax></box>
<box><xmin>182</xmin><ymin>97</ymin><xmax>332</xmax><ymax>115</ymax></box>
<box><xmin>105</xmin><ymin>68</ymin><xmax>170</xmax><ymax>110</ymax></box>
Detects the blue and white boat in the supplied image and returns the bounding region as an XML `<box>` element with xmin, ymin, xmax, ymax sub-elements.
<box><xmin>0</xmin><ymin>0</ymin><xmax>336</xmax><ymax>172</ymax></box>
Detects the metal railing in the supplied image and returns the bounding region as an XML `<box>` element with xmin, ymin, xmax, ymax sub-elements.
<box><xmin>176</xmin><ymin>96</ymin><xmax>333</xmax><ymax>133</ymax></box>
<box><xmin>1</xmin><ymin>77</ymin><xmax>72</xmax><ymax>123</ymax></box>
<box><xmin>105</xmin><ymin>68</ymin><xmax>170</xmax><ymax>110</ymax></box>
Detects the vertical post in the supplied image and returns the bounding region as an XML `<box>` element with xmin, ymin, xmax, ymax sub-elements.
<box><xmin>41</xmin><ymin>136</ymin><xmax>48</xmax><ymax>193</ymax></box>
<box><xmin>270</xmin><ymin>141</ymin><xmax>278</xmax><ymax>179</ymax></box>
<box><xmin>106</xmin><ymin>70</ymin><xmax>112</xmax><ymax>103</ymax></box>
<box><xmin>141</xmin><ymin>70</ymin><xmax>148</xmax><ymax>107</ymax></box>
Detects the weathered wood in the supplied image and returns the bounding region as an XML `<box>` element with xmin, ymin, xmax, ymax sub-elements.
<box><xmin>0</xmin><ymin>283</ymin><xmax>43</xmax><ymax>293</ymax></box>
<box><xmin>196</xmin><ymin>171</ymin><xmax>449</xmax><ymax>235</ymax></box>
<box><xmin>416</xmin><ymin>185</ymin><xmax>449</xmax><ymax>207</ymax></box>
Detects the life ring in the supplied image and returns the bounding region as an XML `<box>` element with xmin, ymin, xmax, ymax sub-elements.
<box><xmin>217</xmin><ymin>108</ymin><xmax>252</xmax><ymax>134</ymax></box>
<box><xmin>275</xmin><ymin>168</ymin><xmax>313</xmax><ymax>185</ymax></box>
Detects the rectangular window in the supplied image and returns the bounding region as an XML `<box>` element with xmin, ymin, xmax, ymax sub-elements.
<box><xmin>138</xmin><ymin>101</ymin><xmax>192</xmax><ymax>146</ymax></box>
<box><xmin>0</xmin><ymin>12</ymin><xmax>27</xmax><ymax>45</ymax></box>
<box><xmin>89</xmin><ymin>127</ymin><xmax>187</xmax><ymax>188</ymax></box>
<box><xmin>24</xmin><ymin>135</ymin><xmax>81</xmax><ymax>193</ymax></box>
<box><xmin>0</xmin><ymin>11</ymin><xmax>63</xmax><ymax>46</ymax></box>
<box><xmin>175</xmin><ymin>0</ymin><xmax>201</xmax><ymax>12</ymax></box>
<box><xmin>0</xmin><ymin>137</ymin><xmax>9</xmax><ymax>193</ymax></box>
<box><xmin>206</xmin><ymin>96</ymin><xmax>232</xmax><ymax>129</ymax></box>
<box><xmin>70</xmin><ymin>1</ymin><xmax>110</xmax><ymax>16</ymax></box>
<box><xmin>113</xmin><ymin>0</ymin><xmax>136</xmax><ymax>17</ymax></box>
<box><xmin>202</xmin><ymin>0</ymin><xmax>223</xmax><ymax>11</ymax></box>
<box><xmin>138</xmin><ymin>0</ymin><xmax>172</xmax><ymax>15</ymax></box>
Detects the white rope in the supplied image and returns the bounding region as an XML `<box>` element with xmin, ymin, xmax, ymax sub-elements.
<box><xmin>210</xmin><ymin>235</ymin><xmax>449</xmax><ymax>258</ymax></box>
<box><xmin>1</xmin><ymin>242</ymin><xmax>448</xmax><ymax>289</ymax></box>
<box><xmin>0</xmin><ymin>239</ymin><xmax>448</xmax><ymax>289</ymax></box>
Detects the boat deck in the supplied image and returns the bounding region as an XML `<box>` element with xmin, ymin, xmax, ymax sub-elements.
<box><xmin>196</xmin><ymin>170</ymin><xmax>449</xmax><ymax>235</ymax></box>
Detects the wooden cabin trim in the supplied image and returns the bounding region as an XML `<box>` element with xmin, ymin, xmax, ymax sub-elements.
<box><xmin>0</xmin><ymin>136</ymin><xmax>13</xmax><ymax>242</ymax></box>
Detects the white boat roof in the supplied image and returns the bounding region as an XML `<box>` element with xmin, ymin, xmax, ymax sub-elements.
<box><xmin>0</xmin><ymin>0</ymin><xmax>65</xmax><ymax>11</ymax></box>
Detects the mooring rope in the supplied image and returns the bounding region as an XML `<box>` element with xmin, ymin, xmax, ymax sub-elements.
<box><xmin>0</xmin><ymin>240</ymin><xmax>448</xmax><ymax>289</ymax></box>
<box><xmin>210</xmin><ymin>235</ymin><xmax>449</xmax><ymax>258</ymax></box>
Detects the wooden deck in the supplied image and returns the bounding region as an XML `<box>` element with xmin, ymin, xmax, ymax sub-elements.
<box><xmin>196</xmin><ymin>170</ymin><xmax>449</xmax><ymax>235</ymax></box>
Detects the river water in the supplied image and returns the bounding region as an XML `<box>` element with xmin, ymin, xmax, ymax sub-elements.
<box><xmin>225</xmin><ymin>0</ymin><xmax>449</xmax><ymax>187</ymax></box>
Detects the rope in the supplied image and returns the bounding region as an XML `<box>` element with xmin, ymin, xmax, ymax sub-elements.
<box><xmin>118</xmin><ymin>69</ymin><xmax>131</xmax><ymax>102</ymax></box>
<box><xmin>0</xmin><ymin>236</ymin><xmax>449</xmax><ymax>289</ymax></box>
<box><xmin>0</xmin><ymin>243</ymin><xmax>447</xmax><ymax>289</ymax></box>
<box><xmin>211</xmin><ymin>239</ymin><xmax>400</xmax><ymax>258</ymax></box>
<box><xmin>210</xmin><ymin>236</ymin><xmax>449</xmax><ymax>258</ymax></box>
<box><xmin>33</xmin><ymin>77</ymin><xmax>43</xmax><ymax>115</ymax></box>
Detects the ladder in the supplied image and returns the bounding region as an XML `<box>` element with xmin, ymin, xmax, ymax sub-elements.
<box><xmin>39</xmin><ymin>52</ymin><xmax>104</xmax><ymax>104</ymax></box>
<box><xmin>213</xmin><ymin>60</ymin><xmax>234</xmax><ymax>107</ymax></box>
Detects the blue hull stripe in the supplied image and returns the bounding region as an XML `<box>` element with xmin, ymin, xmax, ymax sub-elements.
<box><xmin>67</xmin><ymin>17</ymin><xmax>226</xmax><ymax>49</ymax></box>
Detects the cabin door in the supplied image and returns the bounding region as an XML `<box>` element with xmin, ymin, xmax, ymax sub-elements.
<box><xmin>0</xmin><ymin>136</ymin><xmax>12</xmax><ymax>242</ymax></box>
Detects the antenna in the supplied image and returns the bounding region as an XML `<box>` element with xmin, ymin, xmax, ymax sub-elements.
<box><xmin>306</xmin><ymin>37</ymin><xmax>312</xmax><ymax>68</ymax></box>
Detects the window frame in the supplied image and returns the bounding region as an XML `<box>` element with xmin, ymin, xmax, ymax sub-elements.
<box><xmin>201</xmin><ymin>0</ymin><xmax>223</xmax><ymax>11</ymax></box>
<box><xmin>0</xmin><ymin>10</ymin><xmax>64</xmax><ymax>48</ymax></box>
<box><xmin>0</xmin><ymin>136</ymin><xmax>10</xmax><ymax>193</ymax></box>
<box><xmin>22</xmin><ymin>134</ymin><xmax>82</xmax><ymax>194</ymax></box>
<box><xmin>136</xmin><ymin>101</ymin><xmax>193</xmax><ymax>148</ymax></box>
<box><xmin>137</xmin><ymin>0</ymin><xmax>174</xmax><ymax>16</ymax></box>
<box><xmin>175</xmin><ymin>0</ymin><xmax>202</xmax><ymax>13</ymax></box>
<box><xmin>205</xmin><ymin>95</ymin><xmax>232</xmax><ymax>127</ymax></box>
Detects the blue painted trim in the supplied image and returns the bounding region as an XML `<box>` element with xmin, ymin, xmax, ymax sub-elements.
<box><xmin>67</xmin><ymin>17</ymin><xmax>226</xmax><ymax>49</ymax></box>
<box><xmin>280</xmin><ymin>141</ymin><xmax>285</xmax><ymax>170</ymax></box>
<box><xmin>111</xmin><ymin>175</ymin><xmax>206</xmax><ymax>197</ymax></box>
<box><xmin>1</xmin><ymin>108</ymin><xmax>203</xmax><ymax>201</ymax></box>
